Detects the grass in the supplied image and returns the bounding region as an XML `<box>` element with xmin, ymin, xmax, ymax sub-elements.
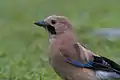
<box><xmin>0</xmin><ymin>0</ymin><xmax>120</xmax><ymax>80</ymax></box>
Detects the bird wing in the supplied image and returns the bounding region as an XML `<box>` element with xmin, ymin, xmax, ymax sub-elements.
<box><xmin>65</xmin><ymin>55</ymin><xmax>120</xmax><ymax>74</ymax></box>
<box><xmin>92</xmin><ymin>56</ymin><xmax>120</xmax><ymax>74</ymax></box>
<box><xmin>62</xmin><ymin>43</ymin><xmax>120</xmax><ymax>74</ymax></box>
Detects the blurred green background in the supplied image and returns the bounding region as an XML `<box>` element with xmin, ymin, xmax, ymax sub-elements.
<box><xmin>0</xmin><ymin>0</ymin><xmax>120</xmax><ymax>80</ymax></box>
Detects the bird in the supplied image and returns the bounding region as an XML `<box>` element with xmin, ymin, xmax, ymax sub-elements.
<box><xmin>34</xmin><ymin>15</ymin><xmax>120</xmax><ymax>80</ymax></box>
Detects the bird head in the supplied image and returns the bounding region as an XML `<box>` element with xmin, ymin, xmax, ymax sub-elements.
<box><xmin>34</xmin><ymin>15</ymin><xmax>73</xmax><ymax>36</ymax></box>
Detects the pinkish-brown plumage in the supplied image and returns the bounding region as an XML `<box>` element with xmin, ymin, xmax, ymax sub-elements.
<box><xmin>34</xmin><ymin>15</ymin><xmax>120</xmax><ymax>80</ymax></box>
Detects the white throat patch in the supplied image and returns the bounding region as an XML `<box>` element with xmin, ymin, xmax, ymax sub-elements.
<box><xmin>48</xmin><ymin>34</ymin><xmax>56</xmax><ymax>45</ymax></box>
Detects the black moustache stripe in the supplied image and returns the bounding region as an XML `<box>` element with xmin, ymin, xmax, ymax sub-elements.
<box><xmin>47</xmin><ymin>25</ymin><xmax>56</xmax><ymax>35</ymax></box>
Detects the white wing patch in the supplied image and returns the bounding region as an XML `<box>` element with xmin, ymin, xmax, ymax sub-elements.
<box><xmin>96</xmin><ymin>71</ymin><xmax>120</xmax><ymax>79</ymax></box>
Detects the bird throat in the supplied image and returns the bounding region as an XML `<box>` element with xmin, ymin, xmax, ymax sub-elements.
<box><xmin>48</xmin><ymin>33</ymin><xmax>56</xmax><ymax>44</ymax></box>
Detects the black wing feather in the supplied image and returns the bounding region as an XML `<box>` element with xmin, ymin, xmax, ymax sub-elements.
<box><xmin>101</xmin><ymin>56</ymin><xmax>120</xmax><ymax>71</ymax></box>
<box><xmin>92</xmin><ymin>56</ymin><xmax>120</xmax><ymax>74</ymax></box>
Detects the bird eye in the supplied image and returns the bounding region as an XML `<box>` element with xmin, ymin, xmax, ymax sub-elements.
<box><xmin>51</xmin><ymin>20</ymin><xmax>56</xmax><ymax>25</ymax></box>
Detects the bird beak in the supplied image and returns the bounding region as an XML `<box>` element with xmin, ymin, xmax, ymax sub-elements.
<box><xmin>34</xmin><ymin>21</ymin><xmax>48</xmax><ymax>28</ymax></box>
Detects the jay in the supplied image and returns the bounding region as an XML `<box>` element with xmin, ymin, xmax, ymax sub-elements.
<box><xmin>34</xmin><ymin>15</ymin><xmax>120</xmax><ymax>80</ymax></box>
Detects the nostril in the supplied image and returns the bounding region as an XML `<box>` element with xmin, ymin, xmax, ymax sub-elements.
<box><xmin>34</xmin><ymin>21</ymin><xmax>48</xmax><ymax>27</ymax></box>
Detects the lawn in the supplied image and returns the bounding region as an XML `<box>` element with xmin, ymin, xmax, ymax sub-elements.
<box><xmin>0</xmin><ymin>0</ymin><xmax>120</xmax><ymax>80</ymax></box>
